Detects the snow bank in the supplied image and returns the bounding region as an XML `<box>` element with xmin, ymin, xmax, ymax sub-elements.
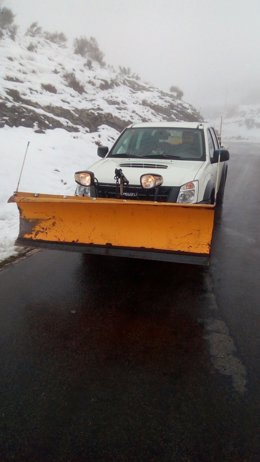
<box><xmin>0</xmin><ymin>125</ymin><xmax>118</xmax><ymax>263</ymax></box>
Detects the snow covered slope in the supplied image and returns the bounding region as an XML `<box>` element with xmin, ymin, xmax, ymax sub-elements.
<box><xmin>0</xmin><ymin>32</ymin><xmax>201</xmax><ymax>133</ymax></box>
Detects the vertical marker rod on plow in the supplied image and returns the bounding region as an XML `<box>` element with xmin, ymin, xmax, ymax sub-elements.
<box><xmin>219</xmin><ymin>115</ymin><xmax>223</xmax><ymax>146</ymax></box>
<box><xmin>16</xmin><ymin>141</ymin><xmax>30</xmax><ymax>193</ymax></box>
<box><xmin>214</xmin><ymin>152</ymin><xmax>221</xmax><ymax>203</ymax></box>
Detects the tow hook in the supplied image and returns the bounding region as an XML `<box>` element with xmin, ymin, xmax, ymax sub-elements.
<box><xmin>114</xmin><ymin>169</ymin><xmax>129</xmax><ymax>197</ymax></box>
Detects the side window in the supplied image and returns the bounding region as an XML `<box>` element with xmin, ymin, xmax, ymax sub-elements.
<box><xmin>207</xmin><ymin>130</ymin><xmax>215</xmax><ymax>160</ymax></box>
<box><xmin>210</xmin><ymin>128</ymin><xmax>219</xmax><ymax>149</ymax></box>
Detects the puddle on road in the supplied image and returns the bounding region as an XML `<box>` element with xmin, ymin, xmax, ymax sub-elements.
<box><xmin>201</xmin><ymin>274</ymin><xmax>247</xmax><ymax>395</ymax></box>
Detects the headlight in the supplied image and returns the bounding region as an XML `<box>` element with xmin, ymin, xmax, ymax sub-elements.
<box><xmin>177</xmin><ymin>181</ymin><xmax>198</xmax><ymax>203</ymax></box>
<box><xmin>140</xmin><ymin>174</ymin><xmax>163</xmax><ymax>189</ymax></box>
<box><xmin>74</xmin><ymin>171</ymin><xmax>94</xmax><ymax>187</ymax></box>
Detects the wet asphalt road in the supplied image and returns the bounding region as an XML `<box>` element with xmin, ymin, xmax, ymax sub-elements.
<box><xmin>0</xmin><ymin>142</ymin><xmax>259</xmax><ymax>462</ymax></box>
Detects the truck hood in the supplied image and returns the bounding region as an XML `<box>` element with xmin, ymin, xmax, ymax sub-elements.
<box><xmin>88</xmin><ymin>157</ymin><xmax>204</xmax><ymax>187</ymax></box>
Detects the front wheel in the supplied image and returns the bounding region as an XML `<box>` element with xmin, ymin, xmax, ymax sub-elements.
<box><xmin>216</xmin><ymin>167</ymin><xmax>228</xmax><ymax>206</ymax></box>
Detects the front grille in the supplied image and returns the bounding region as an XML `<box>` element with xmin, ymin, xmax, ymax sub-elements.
<box><xmin>96</xmin><ymin>183</ymin><xmax>179</xmax><ymax>202</ymax></box>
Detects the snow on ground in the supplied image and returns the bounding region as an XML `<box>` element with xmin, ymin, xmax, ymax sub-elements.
<box><xmin>0</xmin><ymin>125</ymin><xmax>118</xmax><ymax>263</ymax></box>
<box><xmin>221</xmin><ymin>121</ymin><xmax>260</xmax><ymax>143</ymax></box>
<box><xmin>208</xmin><ymin>104</ymin><xmax>260</xmax><ymax>143</ymax></box>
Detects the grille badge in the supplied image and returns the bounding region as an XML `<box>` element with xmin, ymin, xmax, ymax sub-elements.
<box><xmin>122</xmin><ymin>192</ymin><xmax>138</xmax><ymax>197</ymax></box>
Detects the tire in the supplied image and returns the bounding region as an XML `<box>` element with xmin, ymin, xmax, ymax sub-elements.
<box><xmin>216</xmin><ymin>166</ymin><xmax>228</xmax><ymax>206</ymax></box>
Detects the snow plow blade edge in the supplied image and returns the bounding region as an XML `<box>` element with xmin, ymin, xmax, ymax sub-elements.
<box><xmin>10</xmin><ymin>192</ymin><xmax>215</xmax><ymax>265</ymax></box>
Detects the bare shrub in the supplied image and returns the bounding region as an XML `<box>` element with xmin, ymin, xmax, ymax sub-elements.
<box><xmin>41</xmin><ymin>83</ymin><xmax>57</xmax><ymax>94</ymax></box>
<box><xmin>5</xmin><ymin>75</ymin><xmax>23</xmax><ymax>83</ymax></box>
<box><xmin>119</xmin><ymin>66</ymin><xmax>132</xmax><ymax>77</ymax></box>
<box><xmin>74</xmin><ymin>37</ymin><xmax>88</xmax><ymax>57</ymax></box>
<box><xmin>8</xmin><ymin>24</ymin><xmax>17</xmax><ymax>40</ymax></box>
<box><xmin>99</xmin><ymin>79</ymin><xmax>118</xmax><ymax>90</ymax></box>
<box><xmin>119</xmin><ymin>66</ymin><xmax>140</xmax><ymax>80</ymax></box>
<box><xmin>0</xmin><ymin>7</ymin><xmax>15</xmax><ymax>29</ymax></box>
<box><xmin>169</xmin><ymin>85</ymin><xmax>184</xmax><ymax>99</ymax></box>
<box><xmin>27</xmin><ymin>42</ymin><xmax>37</xmax><ymax>52</ymax></box>
<box><xmin>74</xmin><ymin>36</ymin><xmax>104</xmax><ymax>65</ymax></box>
<box><xmin>26</xmin><ymin>22</ymin><xmax>42</xmax><ymax>37</ymax></box>
<box><xmin>85</xmin><ymin>59</ymin><xmax>93</xmax><ymax>70</ymax></box>
<box><xmin>64</xmin><ymin>72</ymin><xmax>85</xmax><ymax>94</ymax></box>
<box><xmin>0</xmin><ymin>7</ymin><xmax>17</xmax><ymax>40</ymax></box>
<box><xmin>44</xmin><ymin>31</ymin><xmax>67</xmax><ymax>45</ymax></box>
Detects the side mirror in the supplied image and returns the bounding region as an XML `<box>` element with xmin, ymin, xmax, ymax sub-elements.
<box><xmin>97</xmin><ymin>146</ymin><xmax>109</xmax><ymax>158</ymax></box>
<box><xmin>212</xmin><ymin>149</ymin><xmax>230</xmax><ymax>164</ymax></box>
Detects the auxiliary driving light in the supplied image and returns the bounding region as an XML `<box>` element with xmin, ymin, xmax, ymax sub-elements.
<box><xmin>74</xmin><ymin>171</ymin><xmax>95</xmax><ymax>187</ymax></box>
<box><xmin>140</xmin><ymin>174</ymin><xmax>163</xmax><ymax>189</ymax></box>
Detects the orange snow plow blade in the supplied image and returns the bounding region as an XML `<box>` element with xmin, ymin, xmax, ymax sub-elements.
<box><xmin>9</xmin><ymin>192</ymin><xmax>216</xmax><ymax>265</ymax></box>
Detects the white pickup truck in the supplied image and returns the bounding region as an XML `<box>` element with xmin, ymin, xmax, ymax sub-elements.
<box><xmin>75</xmin><ymin>122</ymin><xmax>229</xmax><ymax>206</ymax></box>
<box><xmin>11</xmin><ymin>122</ymin><xmax>229</xmax><ymax>265</ymax></box>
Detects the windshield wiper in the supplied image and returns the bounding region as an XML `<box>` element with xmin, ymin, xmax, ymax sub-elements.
<box><xmin>145</xmin><ymin>154</ymin><xmax>181</xmax><ymax>160</ymax></box>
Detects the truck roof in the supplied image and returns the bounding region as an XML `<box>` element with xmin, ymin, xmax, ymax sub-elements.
<box><xmin>130</xmin><ymin>121</ymin><xmax>208</xmax><ymax>129</ymax></box>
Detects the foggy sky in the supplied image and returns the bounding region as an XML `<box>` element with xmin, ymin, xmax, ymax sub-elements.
<box><xmin>3</xmin><ymin>0</ymin><xmax>260</xmax><ymax>111</ymax></box>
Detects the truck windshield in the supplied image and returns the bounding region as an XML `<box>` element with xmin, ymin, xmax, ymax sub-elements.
<box><xmin>109</xmin><ymin>127</ymin><xmax>205</xmax><ymax>161</ymax></box>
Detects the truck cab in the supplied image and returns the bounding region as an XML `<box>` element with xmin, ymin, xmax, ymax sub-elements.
<box><xmin>75</xmin><ymin>122</ymin><xmax>229</xmax><ymax>205</ymax></box>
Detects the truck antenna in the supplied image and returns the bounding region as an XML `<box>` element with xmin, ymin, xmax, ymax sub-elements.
<box><xmin>219</xmin><ymin>115</ymin><xmax>223</xmax><ymax>146</ymax></box>
<box><xmin>16</xmin><ymin>141</ymin><xmax>30</xmax><ymax>193</ymax></box>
